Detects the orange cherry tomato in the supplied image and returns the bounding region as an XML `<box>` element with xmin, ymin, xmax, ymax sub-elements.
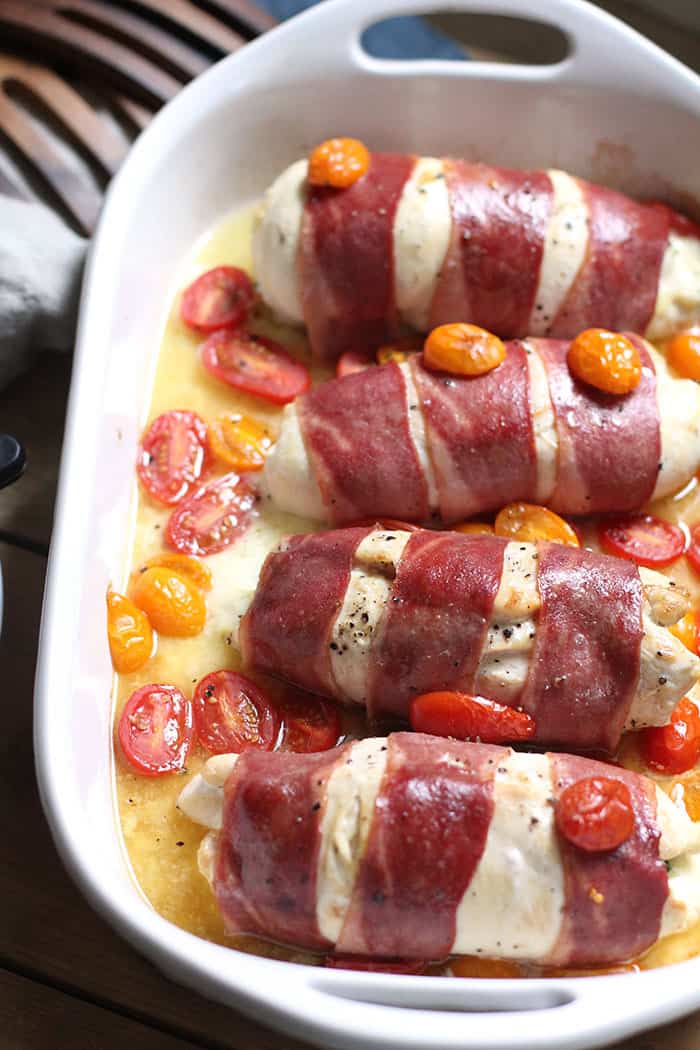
<box><xmin>138</xmin><ymin>553</ymin><xmax>212</xmax><ymax>592</ymax></box>
<box><xmin>166</xmin><ymin>472</ymin><xmax>256</xmax><ymax>557</ymax></box>
<box><xmin>324</xmin><ymin>956</ymin><xmax>427</xmax><ymax>974</ymax></box>
<box><xmin>669</xmin><ymin>611</ymin><xmax>699</xmax><ymax>655</ymax></box>
<box><xmin>667</xmin><ymin>328</ymin><xmax>700</xmax><ymax>381</ymax></box>
<box><xmin>180</xmin><ymin>266</ymin><xmax>255</xmax><ymax>333</ymax></box>
<box><xmin>555</xmin><ymin>776</ymin><xmax>635</xmax><ymax>852</ymax></box>
<box><xmin>201</xmin><ymin>330</ymin><xmax>311</xmax><ymax>405</ymax></box>
<box><xmin>494</xmin><ymin>502</ymin><xmax>580</xmax><ymax>547</ymax></box>
<box><xmin>336</xmin><ymin>349</ymin><xmax>375</xmax><ymax>378</ymax></box>
<box><xmin>118</xmin><ymin>683</ymin><xmax>193</xmax><ymax>776</ymax></box>
<box><xmin>567</xmin><ymin>329</ymin><xmax>642</xmax><ymax>394</ymax></box>
<box><xmin>687</xmin><ymin>523</ymin><xmax>700</xmax><ymax>575</ymax></box>
<box><xmin>424</xmin><ymin>323</ymin><xmax>505</xmax><ymax>376</ymax></box>
<box><xmin>599</xmin><ymin>514</ymin><xmax>686</xmax><ymax>568</ymax></box>
<box><xmin>193</xmin><ymin>671</ymin><xmax>279</xmax><ymax>754</ymax></box>
<box><xmin>409</xmin><ymin>691</ymin><xmax>536</xmax><ymax>744</ymax></box>
<box><xmin>106</xmin><ymin>590</ymin><xmax>154</xmax><ymax>674</ymax></box>
<box><xmin>131</xmin><ymin>567</ymin><xmax>206</xmax><ymax>637</ymax></box>
<box><xmin>308</xmin><ymin>138</ymin><xmax>370</xmax><ymax>189</ymax></box>
<box><xmin>209</xmin><ymin>412</ymin><xmax>274</xmax><ymax>472</ymax></box>
<box><xmin>278</xmin><ymin>691</ymin><xmax>342</xmax><ymax>753</ymax></box>
<box><xmin>454</xmin><ymin>522</ymin><xmax>495</xmax><ymax>535</ymax></box>
<box><xmin>642</xmin><ymin>697</ymin><xmax>700</xmax><ymax>775</ymax></box>
<box><xmin>137</xmin><ymin>410</ymin><xmax>210</xmax><ymax>506</ymax></box>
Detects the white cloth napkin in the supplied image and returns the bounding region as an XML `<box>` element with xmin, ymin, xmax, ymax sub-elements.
<box><xmin>0</xmin><ymin>196</ymin><xmax>86</xmax><ymax>390</ymax></box>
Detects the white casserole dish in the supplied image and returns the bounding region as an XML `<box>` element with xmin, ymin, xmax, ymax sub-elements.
<box><xmin>34</xmin><ymin>1</ymin><xmax>700</xmax><ymax>1046</ymax></box>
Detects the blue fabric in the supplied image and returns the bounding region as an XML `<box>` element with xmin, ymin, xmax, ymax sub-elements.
<box><xmin>256</xmin><ymin>0</ymin><xmax>466</xmax><ymax>60</ymax></box>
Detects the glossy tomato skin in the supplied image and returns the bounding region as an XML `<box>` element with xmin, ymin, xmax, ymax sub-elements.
<box><xmin>598</xmin><ymin>514</ymin><xmax>687</xmax><ymax>568</ymax></box>
<box><xmin>118</xmin><ymin>684</ymin><xmax>193</xmax><ymax>776</ymax></box>
<box><xmin>409</xmin><ymin>691</ymin><xmax>536</xmax><ymax>744</ymax></box>
<box><xmin>193</xmin><ymin>670</ymin><xmax>279</xmax><ymax>754</ymax></box>
<box><xmin>200</xmin><ymin>330</ymin><xmax>311</xmax><ymax>405</ymax></box>
<box><xmin>555</xmin><ymin>777</ymin><xmax>635</xmax><ymax>852</ymax></box>
<box><xmin>166</xmin><ymin>472</ymin><xmax>256</xmax><ymax>557</ymax></box>
<box><xmin>336</xmin><ymin>349</ymin><xmax>375</xmax><ymax>378</ymax></box>
<box><xmin>137</xmin><ymin>410</ymin><xmax>210</xmax><ymax>506</ymax></box>
<box><xmin>279</xmin><ymin>691</ymin><xmax>342</xmax><ymax>752</ymax></box>
<box><xmin>180</xmin><ymin>266</ymin><xmax>255</xmax><ymax>333</ymax></box>
<box><xmin>687</xmin><ymin>523</ymin><xmax>700</xmax><ymax>575</ymax></box>
<box><xmin>642</xmin><ymin>697</ymin><xmax>700</xmax><ymax>775</ymax></box>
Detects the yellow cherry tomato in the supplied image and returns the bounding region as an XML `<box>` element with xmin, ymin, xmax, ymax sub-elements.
<box><xmin>567</xmin><ymin>329</ymin><xmax>642</xmax><ymax>394</ymax></box>
<box><xmin>308</xmin><ymin>138</ymin><xmax>370</xmax><ymax>189</ymax></box>
<box><xmin>667</xmin><ymin>328</ymin><xmax>700</xmax><ymax>381</ymax></box>
<box><xmin>209</xmin><ymin>413</ymin><xmax>273</xmax><ymax>472</ymax></box>
<box><xmin>131</xmin><ymin>567</ymin><xmax>206</xmax><ymax>637</ymax></box>
<box><xmin>494</xmin><ymin>502</ymin><xmax>580</xmax><ymax>547</ymax></box>
<box><xmin>137</xmin><ymin>553</ymin><xmax>212</xmax><ymax>592</ymax></box>
<box><xmin>106</xmin><ymin>590</ymin><xmax>154</xmax><ymax>673</ymax></box>
<box><xmin>669</xmin><ymin>610</ymin><xmax>699</xmax><ymax>654</ymax></box>
<box><xmin>453</xmin><ymin>522</ymin><xmax>496</xmax><ymax>535</ymax></box>
<box><xmin>424</xmin><ymin>323</ymin><xmax>506</xmax><ymax>376</ymax></box>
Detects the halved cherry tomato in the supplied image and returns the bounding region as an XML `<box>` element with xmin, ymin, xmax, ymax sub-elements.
<box><xmin>687</xmin><ymin>523</ymin><xmax>700</xmax><ymax>575</ymax></box>
<box><xmin>669</xmin><ymin>610</ymin><xmax>700</xmax><ymax>655</ymax></box>
<box><xmin>118</xmin><ymin>683</ymin><xmax>193</xmax><ymax>776</ymax></box>
<box><xmin>308</xmin><ymin>138</ymin><xmax>370</xmax><ymax>189</ymax></box>
<box><xmin>599</xmin><ymin>514</ymin><xmax>686</xmax><ymax>568</ymax></box>
<box><xmin>324</xmin><ymin>956</ymin><xmax>427</xmax><ymax>974</ymax></box>
<box><xmin>567</xmin><ymin>329</ymin><xmax>642</xmax><ymax>394</ymax></box>
<box><xmin>336</xmin><ymin>349</ymin><xmax>375</xmax><ymax>378</ymax></box>
<box><xmin>138</xmin><ymin>553</ymin><xmax>212</xmax><ymax>592</ymax></box>
<box><xmin>495</xmin><ymin>503</ymin><xmax>579</xmax><ymax>547</ymax></box>
<box><xmin>166</xmin><ymin>472</ymin><xmax>256</xmax><ymax>556</ymax></box>
<box><xmin>555</xmin><ymin>776</ymin><xmax>635</xmax><ymax>852</ymax></box>
<box><xmin>424</xmin><ymin>323</ymin><xmax>505</xmax><ymax>376</ymax></box>
<box><xmin>201</xmin><ymin>330</ymin><xmax>311</xmax><ymax>405</ymax></box>
<box><xmin>137</xmin><ymin>410</ymin><xmax>210</xmax><ymax>506</ymax></box>
<box><xmin>193</xmin><ymin>670</ymin><xmax>279</xmax><ymax>754</ymax></box>
<box><xmin>131</xmin><ymin>567</ymin><xmax>206</xmax><ymax>637</ymax></box>
<box><xmin>279</xmin><ymin>691</ymin><xmax>342</xmax><ymax>753</ymax></box>
<box><xmin>409</xmin><ymin>691</ymin><xmax>536</xmax><ymax>744</ymax></box>
<box><xmin>180</xmin><ymin>266</ymin><xmax>255</xmax><ymax>333</ymax></box>
<box><xmin>106</xmin><ymin>590</ymin><xmax>153</xmax><ymax>674</ymax></box>
<box><xmin>210</xmin><ymin>412</ymin><xmax>274</xmax><ymax>472</ymax></box>
<box><xmin>667</xmin><ymin>328</ymin><xmax>700</xmax><ymax>381</ymax></box>
<box><xmin>642</xmin><ymin>697</ymin><xmax>700</xmax><ymax>775</ymax></box>
<box><xmin>454</xmin><ymin>522</ymin><xmax>495</xmax><ymax>536</ymax></box>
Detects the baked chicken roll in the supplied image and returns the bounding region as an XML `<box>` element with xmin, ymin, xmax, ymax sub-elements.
<box><xmin>253</xmin><ymin>155</ymin><xmax>700</xmax><ymax>360</ymax></box>
<box><xmin>236</xmin><ymin>529</ymin><xmax>699</xmax><ymax>752</ymax></box>
<box><xmin>261</xmin><ymin>338</ymin><xmax>700</xmax><ymax>524</ymax></box>
<box><xmin>178</xmin><ymin>734</ymin><xmax>700</xmax><ymax>966</ymax></box>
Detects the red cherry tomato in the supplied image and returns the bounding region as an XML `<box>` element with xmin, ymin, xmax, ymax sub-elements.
<box><xmin>409</xmin><ymin>691</ymin><xmax>536</xmax><ymax>744</ymax></box>
<box><xmin>324</xmin><ymin>955</ymin><xmax>427</xmax><ymax>974</ymax></box>
<box><xmin>555</xmin><ymin>776</ymin><xmax>635</xmax><ymax>852</ymax></box>
<box><xmin>201</xmin><ymin>330</ymin><xmax>311</xmax><ymax>405</ymax></box>
<box><xmin>598</xmin><ymin>514</ymin><xmax>687</xmax><ymax>568</ymax></box>
<box><xmin>642</xmin><ymin>697</ymin><xmax>700</xmax><ymax>775</ymax></box>
<box><xmin>193</xmin><ymin>671</ymin><xmax>279</xmax><ymax>754</ymax></box>
<box><xmin>180</xmin><ymin>266</ymin><xmax>255</xmax><ymax>333</ymax></box>
<box><xmin>118</xmin><ymin>683</ymin><xmax>193</xmax><ymax>776</ymax></box>
<box><xmin>166</xmin><ymin>472</ymin><xmax>256</xmax><ymax>556</ymax></box>
<box><xmin>137</xmin><ymin>410</ymin><xmax>210</xmax><ymax>506</ymax></box>
<box><xmin>279</xmin><ymin>691</ymin><xmax>342</xmax><ymax>753</ymax></box>
<box><xmin>336</xmin><ymin>349</ymin><xmax>375</xmax><ymax>378</ymax></box>
<box><xmin>687</xmin><ymin>523</ymin><xmax>700</xmax><ymax>575</ymax></box>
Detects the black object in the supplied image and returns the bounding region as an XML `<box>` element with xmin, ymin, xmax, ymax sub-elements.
<box><xmin>0</xmin><ymin>434</ymin><xmax>25</xmax><ymax>489</ymax></box>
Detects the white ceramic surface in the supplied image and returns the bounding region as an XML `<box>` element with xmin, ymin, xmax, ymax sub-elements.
<box><xmin>34</xmin><ymin>2</ymin><xmax>700</xmax><ymax>1047</ymax></box>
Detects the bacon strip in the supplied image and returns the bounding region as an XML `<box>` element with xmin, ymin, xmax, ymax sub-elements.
<box><xmin>521</xmin><ymin>543</ymin><xmax>643</xmax><ymax>751</ymax></box>
<box><xmin>548</xmin><ymin>752</ymin><xmax>668</xmax><ymax>966</ymax></box>
<box><xmin>429</xmin><ymin>161</ymin><xmax>553</xmax><ymax>336</ymax></box>
<box><xmin>297</xmin><ymin>361</ymin><xmax>430</xmax><ymax>525</ymax></box>
<box><xmin>239</xmin><ymin>527</ymin><xmax>371</xmax><ymax>696</ymax></box>
<box><xmin>367</xmin><ymin>532</ymin><xmax>506</xmax><ymax>720</ymax></box>
<box><xmin>299</xmin><ymin>153</ymin><xmax>415</xmax><ymax>361</ymax></box>
<box><xmin>410</xmin><ymin>346</ymin><xmax>537</xmax><ymax>521</ymax></box>
<box><xmin>214</xmin><ymin>748</ymin><xmax>344</xmax><ymax>950</ymax></box>
<box><xmin>535</xmin><ymin>336</ymin><xmax>660</xmax><ymax>514</ymax></box>
<box><xmin>337</xmin><ymin>733</ymin><xmax>501</xmax><ymax>958</ymax></box>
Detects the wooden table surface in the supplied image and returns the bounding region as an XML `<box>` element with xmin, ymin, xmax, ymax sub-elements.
<box><xmin>4</xmin><ymin>4</ymin><xmax>700</xmax><ymax>1047</ymax></box>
